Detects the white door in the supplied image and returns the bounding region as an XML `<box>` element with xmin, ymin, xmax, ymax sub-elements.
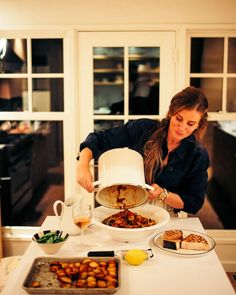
<box><xmin>77</xmin><ymin>31</ymin><xmax>176</xmax><ymax>203</ymax></box>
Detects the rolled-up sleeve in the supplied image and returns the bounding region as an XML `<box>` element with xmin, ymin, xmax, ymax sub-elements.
<box><xmin>79</xmin><ymin>119</ymin><xmax>157</xmax><ymax>160</ymax></box>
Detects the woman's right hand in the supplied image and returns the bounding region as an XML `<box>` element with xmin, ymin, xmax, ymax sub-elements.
<box><xmin>76</xmin><ymin>148</ymin><xmax>94</xmax><ymax>193</ymax></box>
<box><xmin>77</xmin><ymin>164</ymin><xmax>94</xmax><ymax>193</ymax></box>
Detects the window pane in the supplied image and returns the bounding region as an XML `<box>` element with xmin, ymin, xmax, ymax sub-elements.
<box><xmin>32</xmin><ymin>39</ymin><xmax>63</xmax><ymax>73</ymax></box>
<box><xmin>228</xmin><ymin>38</ymin><xmax>236</xmax><ymax>73</ymax></box>
<box><xmin>93</xmin><ymin>47</ymin><xmax>124</xmax><ymax>115</ymax></box>
<box><xmin>129</xmin><ymin>47</ymin><xmax>159</xmax><ymax>115</ymax></box>
<box><xmin>227</xmin><ymin>78</ymin><xmax>236</xmax><ymax>112</ymax></box>
<box><xmin>32</xmin><ymin>78</ymin><xmax>64</xmax><ymax>111</ymax></box>
<box><xmin>190</xmin><ymin>78</ymin><xmax>223</xmax><ymax>112</ymax></box>
<box><xmin>191</xmin><ymin>38</ymin><xmax>224</xmax><ymax>73</ymax></box>
<box><xmin>0</xmin><ymin>38</ymin><xmax>27</xmax><ymax>73</ymax></box>
<box><xmin>0</xmin><ymin>78</ymin><xmax>28</xmax><ymax>111</ymax></box>
<box><xmin>94</xmin><ymin>120</ymin><xmax>124</xmax><ymax>132</ymax></box>
<box><xmin>0</xmin><ymin>120</ymin><xmax>64</xmax><ymax>226</ymax></box>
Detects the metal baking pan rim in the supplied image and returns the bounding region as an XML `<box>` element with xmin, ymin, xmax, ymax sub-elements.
<box><xmin>22</xmin><ymin>256</ymin><xmax>121</xmax><ymax>294</ymax></box>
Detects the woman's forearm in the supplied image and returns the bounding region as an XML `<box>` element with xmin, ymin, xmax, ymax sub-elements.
<box><xmin>77</xmin><ymin>148</ymin><xmax>94</xmax><ymax>192</ymax></box>
<box><xmin>148</xmin><ymin>183</ymin><xmax>184</xmax><ymax>210</ymax></box>
<box><xmin>164</xmin><ymin>191</ymin><xmax>184</xmax><ymax>209</ymax></box>
<box><xmin>77</xmin><ymin>147</ymin><xmax>93</xmax><ymax>167</ymax></box>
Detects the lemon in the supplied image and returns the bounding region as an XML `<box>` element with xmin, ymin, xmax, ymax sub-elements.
<box><xmin>124</xmin><ymin>249</ymin><xmax>148</xmax><ymax>266</ymax></box>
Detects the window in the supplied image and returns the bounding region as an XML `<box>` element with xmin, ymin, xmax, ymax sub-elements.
<box><xmin>188</xmin><ymin>33</ymin><xmax>236</xmax><ymax>229</ymax></box>
<box><xmin>189</xmin><ymin>35</ymin><xmax>236</xmax><ymax>114</ymax></box>
<box><xmin>0</xmin><ymin>36</ymin><xmax>65</xmax><ymax>226</ymax></box>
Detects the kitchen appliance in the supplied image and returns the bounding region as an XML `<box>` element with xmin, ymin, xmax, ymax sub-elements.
<box><xmin>0</xmin><ymin>134</ymin><xmax>33</xmax><ymax>225</ymax></box>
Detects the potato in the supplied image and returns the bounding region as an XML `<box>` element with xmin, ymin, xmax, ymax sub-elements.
<box><xmin>49</xmin><ymin>258</ymin><xmax>118</xmax><ymax>289</ymax></box>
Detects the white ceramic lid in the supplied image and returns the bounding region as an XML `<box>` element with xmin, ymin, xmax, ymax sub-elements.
<box><xmin>95</xmin><ymin>184</ymin><xmax>148</xmax><ymax>209</ymax></box>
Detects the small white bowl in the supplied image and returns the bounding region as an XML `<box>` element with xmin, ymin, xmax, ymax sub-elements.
<box><xmin>93</xmin><ymin>204</ymin><xmax>170</xmax><ymax>243</ymax></box>
<box><xmin>32</xmin><ymin>230</ymin><xmax>69</xmax><ymax>254</ymax></box>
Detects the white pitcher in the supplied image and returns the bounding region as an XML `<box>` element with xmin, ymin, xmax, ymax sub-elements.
<box><xmin>53</xmin><ymin>195</ymin><xmax>82</xmax><ymax>235</ymax></box>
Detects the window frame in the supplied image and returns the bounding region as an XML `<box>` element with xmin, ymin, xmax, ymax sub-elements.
<box><xmin>0</xmin><ymin>29</ymin><xmax>78</xmax><ymax>229</ymax></box>
<box><xmin>186</xmin><ymin>30</ymin><xmax>236</xmax><ymax>121</ymax></box>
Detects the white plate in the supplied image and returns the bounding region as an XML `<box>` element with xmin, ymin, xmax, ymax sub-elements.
<box><xmin>153</xmin><ymin>229</ymin><xmax>216</xmax><ymax>256</ymax></box>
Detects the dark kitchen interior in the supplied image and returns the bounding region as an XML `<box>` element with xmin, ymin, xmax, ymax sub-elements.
<box><xmin>0</xmin><ymin>121</ymin><xmax>64</xmax><ymax>227</ymax></box>
<box><xmin>0</xmin><ymin>37</ymin><xmax>235</xmax><ymax>230</ymax></box>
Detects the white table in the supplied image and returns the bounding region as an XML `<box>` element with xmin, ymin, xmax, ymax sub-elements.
<box><xmin>1</xmin><ymin>216</ymin><xmax>235</xmax><ymax>295</ymax></box>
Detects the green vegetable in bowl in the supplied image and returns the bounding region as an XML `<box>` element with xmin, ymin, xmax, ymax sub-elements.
<box><xmin>37</xmin><ymin>232</ymin><xmax>66</xmax><ymax>244</ymax></box>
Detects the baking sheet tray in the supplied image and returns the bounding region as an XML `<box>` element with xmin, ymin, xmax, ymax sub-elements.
<box><xmin>22</xmin><ymin>256</ymin><xmax>121</xmax><ymax>294</ymax></box>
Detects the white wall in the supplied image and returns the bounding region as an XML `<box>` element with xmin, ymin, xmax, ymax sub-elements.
<box><xmin>0</xmin><ymin>0</ymin><xmax>236</xmax><ymax>26</ymax></box>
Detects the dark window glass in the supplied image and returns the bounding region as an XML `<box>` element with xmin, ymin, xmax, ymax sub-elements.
<box><xmin>0</xmin><ymin>120</ymin><xmax>64</xmax><ymax>226</ymax></box>
<box><xmin>32</xmin><ymin>78</ymin><xmax>64</xmax><ymax>111</ymax></box>
<box><xmin>93</xmin><ymin>47</ymin><xmax>124</xmax><ymax>115</ymax></box>
<box><xmin>129</xmin><ymin>47</ymin><xmax>159</xmax><ymax>115</ymax></box>
<box><xmin>227</xmin><ymin>78</ymin><xmax>236</xmax><ymax>112</ymax></box>
<box><xmin>190</xmin><ymin>78</ymin><xmax>223</xmax><ymax>112</ymax></box>
<box><xmin>0</xmin><ymin>38</ymin><xmax>27</xmax><ymax>73</ymax></box>
<box><xmin>94</xmin><ymin>120</ymin><xmax>124</xmax><ymax>132</ymax></box>
<box><xmin>191</xmin><ymin>38</ymin><xmax>224</xmax><ymax>73</ymax></box>
<box><xmin>32</xmin><ymin>39</ymin><xmax>63</xmax><ymax>73</ymax></box>
<box><xmin>228</xmin><ymin>38</ymin><xmax>236</xmax><ymax>73</ymax></box>
<box><xmin>0</xmin><ymin>78</ymin><xmax>28</xmax><ymax>111</ymax></box>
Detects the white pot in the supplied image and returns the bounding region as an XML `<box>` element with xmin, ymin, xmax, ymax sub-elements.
<box><xmin>93</xmin><ymin>148</ymin><xmax>154</xmax><ymax>208</ymax></box>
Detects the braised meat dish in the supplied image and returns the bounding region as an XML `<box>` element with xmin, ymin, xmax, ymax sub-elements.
<box><xmin>102</xmin><ymin>209</ymin><xmax>157</xmax><ymax>228</ymax></box>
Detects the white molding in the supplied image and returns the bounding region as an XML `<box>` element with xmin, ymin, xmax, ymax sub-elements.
<box><xmin>63</xmin><ymin>29</ymin><xmax>78</xmax><ymax>198</ymax></box>
<box><xmin>206</xmin><ymin>230</ymin><xmax>236</xmax><ymax>272</ymax></box>
<box><xmin>0</xmin><ymin>23</ymin><xmax>236</xmax><ymax>32</ymax></box>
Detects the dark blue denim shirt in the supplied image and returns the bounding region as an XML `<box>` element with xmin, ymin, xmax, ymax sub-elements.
<box><xmin>79</xmin><ymin>119</ymin><xmax>210</xmax><ymax>214</ymax></box>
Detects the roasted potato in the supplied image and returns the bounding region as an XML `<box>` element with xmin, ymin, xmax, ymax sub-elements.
<box><xmin>48</xmin><ymin>258</ymin><xmax>118</xmax><ymax>289</ymax></box>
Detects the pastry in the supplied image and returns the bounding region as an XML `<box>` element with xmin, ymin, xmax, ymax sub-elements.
<box><xmin>163</xmin><ymin>229</ymin><xmax>183</xmax><ymax>250</ymax></box>
<box><xmin>181</xmin><ymin>233</ymin><xmax>210</xmax><ymax>251</ymax></box>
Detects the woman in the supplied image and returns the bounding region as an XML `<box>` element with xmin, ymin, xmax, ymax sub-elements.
<box><xmin>77</xmin><ymin>86</ymin><xmax>209</xmax><ymax>215</ymax></box>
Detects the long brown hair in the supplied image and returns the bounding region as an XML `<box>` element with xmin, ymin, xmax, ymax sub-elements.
<box><xmin>144</xmin><ymin>86</ymin><xmax>208</xmax><ymax>184</ymax></box>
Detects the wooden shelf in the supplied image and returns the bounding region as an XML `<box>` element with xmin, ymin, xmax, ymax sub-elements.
<box><xmin>94</xmin><ymin>69</ymin><xmax>123</xmax><ymax>73</ymax></box>
<box><xmin>94</xmin><ymin>68</ymin><xmax>158</xmax><ymax>74</ymax></box>
<box><xmin>129</xmin><ymin>55</ymin><xmax>159</xmax><ymax>60</ymax></box>
<box><xmin>93</xmin><ymin>55</ymin><xmax>123</xmax><ymax>60</ymax></box>
<box><xmin>94</xmin><ymin>54</ymin><xmax>159</xmax><ymax>61</ymax></box>
<box><xmin>94</xmin><ymin>81</ymin><xmax>123</xmax><ymax>86</ymax></box>
<box><xmin>134</xmin><ymin>69</ymin><xmax>159</xmax><ymax>74</ymax></box>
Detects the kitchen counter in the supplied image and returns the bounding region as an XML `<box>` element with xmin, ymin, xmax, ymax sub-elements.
<box><xmin>1</xmin><ymin>216</ymin><xmax>235</xmax><ymax>295</ymax></box>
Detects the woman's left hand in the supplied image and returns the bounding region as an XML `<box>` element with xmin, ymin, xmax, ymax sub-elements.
<box><xmin>148</xmin><ymin>183</ymin><xmax>163</xmax><ymax>201</ymax></box>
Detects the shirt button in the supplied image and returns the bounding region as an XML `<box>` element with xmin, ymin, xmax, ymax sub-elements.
<box><xmin>167</xmin><ymin>166</ymin><xmax>173</xmax><ymax>172</ymax></box>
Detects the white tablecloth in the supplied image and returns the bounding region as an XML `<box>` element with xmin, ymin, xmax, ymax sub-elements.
<box><xmin>1</xmin><ymin>216</ymin><xmax>235</xmax><ymax>295</ymax></box>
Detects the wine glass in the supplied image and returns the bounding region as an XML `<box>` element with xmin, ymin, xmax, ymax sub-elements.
<box><xmin>72</xmin><ymin>200</ymin><xmax>92</xmax><ymax>251</ymax></box>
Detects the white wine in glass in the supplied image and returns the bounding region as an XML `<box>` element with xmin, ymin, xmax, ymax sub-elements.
<box><xmin>72</xmin><ymin>201</ymin><xmax>92</xmax><ymax>251</ymax></box>
<box><xmin>74</xmin><ymin>216</ymin><xmax>91</xmax><ymax>230</ymax></box>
